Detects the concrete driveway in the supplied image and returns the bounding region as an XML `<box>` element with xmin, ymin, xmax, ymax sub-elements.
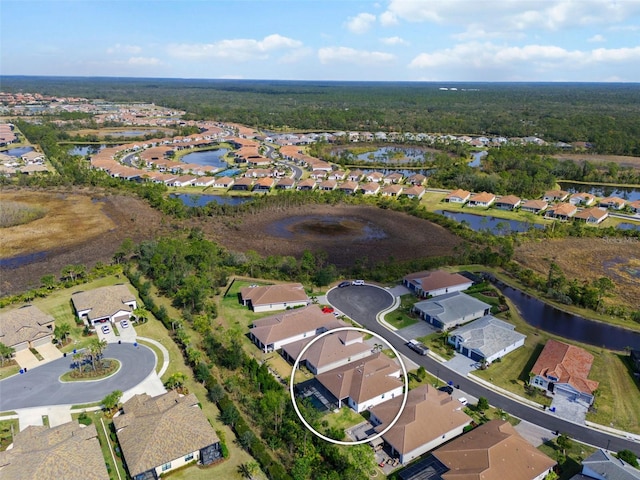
<box><xmin>36</xmin><ymin>342</ymin><xmax>63</xmax><ymax>362</ymax></box>
<box><xmin>397</xmin><ymin>322</ymin><xmax>438</xmax><ymax>341</ymax></box>
<box><xmin>117</xmin><ymin>322</ymin><xmax>137</xmax><ymax>343</ymax></box>
<box><xmin>0</xmin><ymin>342</ymin><xmax>156</xmax><ymax>411</ymax></box>
<box><xmin>14</xmin><ymin>349</ymin><xmax>40</xmax><ymax>371</ymax></box>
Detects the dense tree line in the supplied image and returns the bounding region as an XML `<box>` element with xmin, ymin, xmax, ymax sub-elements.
<box><xmin>3</xmin><ymin>77</ymin><xmax>640</xmax><ymax>155</ymax></box>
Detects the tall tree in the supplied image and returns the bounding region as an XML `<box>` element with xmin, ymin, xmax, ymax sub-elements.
<box><xmin>0</xmin><ymin>342</ymin><xmax>15</xmax><ymax>367</ymax></box>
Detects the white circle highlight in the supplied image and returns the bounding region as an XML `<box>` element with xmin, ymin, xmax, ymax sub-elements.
<box><xmin>289</xmin><ymin>326</ymin><xmax>409</xmax><ymax>445</ymax></box>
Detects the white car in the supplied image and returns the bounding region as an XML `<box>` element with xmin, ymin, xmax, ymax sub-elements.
<box><xmin>458</xmin><ymin>397</ymin><xmax>468</xmax><ymax>406</ymax></box>
<box><xmin>352</xmin><ymin>279</ymin><xmax>365</xmax><ymax>286</ymax></box>
<box><xmin>120</xmin><ymin>320</ymin><xmax>129</xmax><ymax>329</ymax></box>
<box><xmin>101</xmin><ymin>325</ymin><xmax>111</xmax><ymax>335</ymax></box>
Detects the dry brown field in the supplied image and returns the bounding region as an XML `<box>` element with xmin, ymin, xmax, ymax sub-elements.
<box><xmin>514</xmin><ymin>236</ymin><xmax>640</xmax><ymax>310</ymax></box>
<box><xmin>553</xmin><ymin>153</ymin><xmax>640</xmax><ymax>169</ymax></box>
<box><xmin>68</xmin><ymin>127</ymin><xmax>173</xmax><ymax>138</ymax></box>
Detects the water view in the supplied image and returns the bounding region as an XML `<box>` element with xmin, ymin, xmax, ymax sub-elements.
<box><xmin>496</xmin><ymin>283</ymin><xmax>640</xmax><ymax>350</ymax></box>
<box><xmin>353</xmin><ymin>146</ymin><xmax>431</xmax><ymax>163</ymax></box>
<box><xmin>468</xmin><ymin>150</ymin><xmax>488</xmax><ymax>168</ymax></box>
<box><xmin>617</xmin><ymin>222</ymin><xmax>640</xmax><ymax>231</ymax></box>
<box><xmin>435</xmin><ymin>210</ymin><xmax>544</xmax><ymax>234</ymax></box>
<box><xmin>559</xmin><ymin>181</ymin><xmax>640</xmax><ymax>202</ymax></box>
<box><xmin>107</xmin><ymin>129</ymin><xmax>161</xmax><ymax>137</ymax></box>
<box><xmin>68</xmin><ymin>144</ymin><xmax>110</xmax><ymax>156</ymax></box>
<box><xmin>4</xmin><ymin>146</ymin><xmax>34</xmax><ymax>157</ymax></box>
<box><xmin>181</xmin><ymin>148</ymin><xmax>230</xmax><ymax>168</ymax></box>
<box><xmin>170</xmin><ymin>193</ymin><xmax>252</xmax><ymax>207</ymax></box>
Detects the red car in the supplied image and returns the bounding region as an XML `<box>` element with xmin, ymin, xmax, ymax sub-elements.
<box><xmin>321</xmin><ymin>306</ymin><xmax>334</xmax><ymax>314</ymax></box>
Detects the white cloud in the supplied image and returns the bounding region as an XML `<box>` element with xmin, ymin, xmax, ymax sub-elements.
<box><xmin>107</xmin><ymin>44</ymin><xmax>142</xmax><ymax>55</ymax></box>
<box><xmin>588</xmin><ymin>34</ymin><xmax>606</xmax><ymax>42</ymax></box>
<box><xmin>167</xmin><ymin>34</ymin><xmax>303</xmax><ymax>61</ymax></box>
<box><xmin>383</xmin><ymin>0</ymin><xmax>640</xmax><ymax>31</ymax></box>
<box><xmin>380</xmin><ymin>36</ymin><xmax>408</xmax><ymax>46</ymax></box>
<box><xmin>408</xmin><ymin>41</ymin><xmax>640</xmax><ymax>80</ymax></box>
<box><xmin>127</xmin><ymin>57</ymin><xmax>161</xmax><ymax>66</ymax></box>
<box><xmin>379</xmin><ymin>10</ymin><xmax>399</xmax><ymax>26</ymax></box>
<box><xmin>346</xmin><ymin>12</ymin><xmax>376</xmax><ymax>34</ymax></box>
<box><xmin>318</xmin><ymin>47</ymin><xmax>395</xmax><ymax>66</ymax></box>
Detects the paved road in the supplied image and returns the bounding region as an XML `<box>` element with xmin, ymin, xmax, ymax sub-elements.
<box><xmin>327</xmin><ymin>284</ymin><xmax>640</xmax><ymax>455</ymax></box>
<box><xmin>0</xmin><ymin>343</ymin><xmax>156</xmax><ymax>411</ymax></box>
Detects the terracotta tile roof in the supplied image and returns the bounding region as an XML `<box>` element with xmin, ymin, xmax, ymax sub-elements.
<box><xmin>496</xmin><ymin>195</ymin><xmax>521</xmax><ymax>205</ymax></box>
<box><xmin>316</xmin><ymin>353</ymin><xmax>403</xmax><ymax>405</ymax></box>
<box><xmin>548</xmin><ymin>202</ymin><xmax>577</xmax><ymax>217</ymax></box>
<box><xmin>339</xmin><ymin>181</ymin><xmax>359</xmax><ymax>191</ymax></box>
<box><xmin>446</xmin><ymin>189</ymin><xmax>471</xmax><ymax>200</ymax></box>
<box><xmin>250</xmin><ymin>305</ymin><xmax>334</xmax><ymax>347</ymax></box>
<box><xmin>402</xmin><ymin>185</ymin><xmax>425</xmax><ymax>196</ymax></box>
<box><xmin>370</xmin><ymin>384</ymin><xmax>471</xmax><ymax>456</ymax></box>
<box><xmin>544</xmin><ymin>189</ymin><xmax>569</xmax><ymax>200</ymax></box>
<box><xmin>240</xmin><ymin>283</ymin><xmax>308</xmax><ymax>307</ymax></box>
<box><xmin>114</xmin><ymin>391</ymin><xmax>219</xmax><ymax>478</ymax></box>
<box><xmin>469</xmin><ymin>191</ymin><xmax>496</xmax><ymax>203</ymax></box>
<box><xmin>0</xmin><ymin>305</ymin><xmax>54</xmax><ymax>348</ymax></box>
<box><xmin>433</xmin><ymin>420</ymin><xmax>556</xmax><ymax>480</ymax></box>
<box><xmin>531</xmin><ymin>339</ymin><xmax>599</xmax><ymax>394</ymax></box>
<box><xmin>0</xmin><ymin>422</ymin><xmax>109</xmax><ymax>480</ymax></box>
<box><xmin>521</xmin><ymin>199</ymin><xmax>548</xmax><ymax>210</ymax></box>
<box><xmin>573</xmin><ymin>207</ymin><xmax>608</xmax><ymax>222</ymax></box>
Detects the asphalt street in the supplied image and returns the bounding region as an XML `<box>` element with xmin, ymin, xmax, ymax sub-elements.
<box><xmin>0</xmin><ymin>342</ymin><xmax>155</xmax><ymax>411</ymax></box>
<box><xmin>327</xmin><ymin>284</ymin><xmax>640</xmax><ymax>455</ymax></box>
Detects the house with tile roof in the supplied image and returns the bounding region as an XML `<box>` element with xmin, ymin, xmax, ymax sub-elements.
<box><xmin>71</xmin><ymin>284</ymin><xmax>137</xmax><ymax>327</ymax></box>
<box><xmin>361</xmin><ymin>182</ymin><xmax>381</xmax><ymax>195</ymax></box>
<box><xmin>413</xmin><ymin>292</ymin><xmax>491</xmax><ymax>330</ymax></box>
<box><xmin>574</xmin><ymin>449</ymin><xmax>640</xmax><ymax>480</ymax></box>
<box><xmin>381</xmin><ymin>184</ymin><xmax>404</xmax><ymax>197</ymax></box>
<box><xmin>230</xmin><ymin>176</ymin><xmax>254</xmax><ymax>191</ymax></box>
<box><xmin>282</xmin><ymin>326</ymin><xmax>373</xmax><ymax>374</ymax></box>
<box><xmin>0</xmin><ymin>422</ymin><xmax>109</xmax><ymax>480</ymax></box>
<box><xmin>369</xmin><ymin>384</ymin><xmax>472</xmax><ymax>464</ymax></box>
<box><xmin>444</xmin><ymin>189</ymin><xmax>471</xmax><ymax>204</ymax></box>
<box><xmin>447</xmin><ymin>315</ymin><xmax>526</xmax><ymax>364</ymax></box>
<box><xmin>573</xmin><ymin>207</ymin><xmax>609</xmax><ymax>224</ymax></box>
<box><xmin>467</xmin><ymin>191</ymin><xmax>496</xmax><ymax>207</ymax></box>
<box><xmin>296</xmin><ymin>178</ymin><xmax>316</xmax><ymax>191</ymax></box>
<box><xmin>249</xmin><ymin>304</ymin><xmax>335</xmax><ymax>353</ymax></box>
<box><xmin>569</xmin><ymin>192</ymin><xmax>597</xmax><ymax>206</ymax></box>
<box><xmin>430</xmin><ymin>420</ymin><xmax>556</xmax><ymax>480</ymax></box>
<box><xmin>599</xmin><ymin>196</ymin><xmax>627</xmax><ymax>210</ymax></box>
<box><xmin>338</xmin><ymin>181</ymin><xmax>359</xmax><ymax>195</ymax></box>
<box><xmin>543</xmin><ymin>190</ymin><xmax>570</xmax><ymax>202</ymax></box>
<box><xmin>530</xmin><ymin>339</ymin><xmax>599</xmax><ymax>405</ymax></box>
<box><xmin>494</xmin><ymin>195</ymin><xmax>521</xmax><ymax>210</ymax></box>
<box><xmin>401</xmin><ymin>185</ymin><xmax>425</xmax><ymax>199</ymax></box>
<box><xmin>629</xmin><ymin>200</ymin><xmax>640</xmax><ymax>214</ymax></box>
<box><xmin>275</xmin><ymin>177</ymin><xmax>295</xmax><ymax>190</ymax></box>
<box><xmin>315</xmin><ymin>352</ymin><xmax>404</xmax><ymax>413</ymax></box>
<box><xmin>114</xmin><ymin>391</ymin><xmax>222</xmax><ymax>480</ymax></box>
<box><xmin>211</xmin><ymin>176</ymin><xmax>235</xmax><ymax>188</ymax></box>
<box><xmin>239</xmin><ymin>283</ymin><xmax>309</xmax><ymax>313</ymax></box>
<box><xmin>520</xmin><ymin>199</ymin><xmax>548</xmax><ymax>214</ymax></box>
<box><xmin>0</xmin><ymin>305</ymin><xmax>54</xmax><ymax>351</ymax></box>
<box><xmin>406</xmin><ymin>173</ymin><xmax>427</xmax><ymax>186</ymax></box>
<box><xmin>403</xmin><ymin>270</ymin><xmax>473</xmax><ymax>298</ymax></box>
<box><xmin>545</xmin><ymin>202</ymin><xmax>578</xmax><ymax>221</ymax></box>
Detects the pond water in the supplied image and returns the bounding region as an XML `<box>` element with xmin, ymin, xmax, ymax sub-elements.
<box><xmin>68</xmin><ymin>144</ymin><xmax>110</xmax><ymax>156</ymax></box>
<box><xmin>495</xmin><ymin>283</ymin><xmax>640</xmax><ymax>350</ymax></box>
<box><xmin>353</xmin><ymin>146</ymin><xmax>432</xmax><ymax>164</ymax></box>
<box><xmin>617</xmin><ymin>222</ymin><xmax>640</xmax><ymax>231</ymax></box>
<box><xmin>0</xmin><ymin>251</ymin><xmax>48</xmax><ymax>269</ymax></box>
<box><xmin>181</xmin><ymin>148</ymin><xmax>230</xmax><ymax>168</ymax></box>
<box><xmin>265</xmin><ymin>215</ymin><xmax>387</xmax><ymax>241</ymax></box>
<box><xmin>169</xmin><ymin>193</ymin><xmax>251</xmax><ymax>207</ymax></box>
<box><xmin>216</xmin><ymin>168</ymin><xmax>242</xmax><ymax>177</ymax></box>
<box><xmin>435</xmin><ymin>210</ymin><xmax>544</xmax><ymax>234</ymax></box>
<box><xmin>106</xmin><ymin>130</ymin><xmax>161</xmax><ymax>137</ymax></box>
<box><xmin>360</xmin><ymin>167</ymin><xmax>436</xmax><ymax>177</ymax></box>
<box><xmin>4</xmin><ymin>146</ymin><xmax>34</xmax><ymax>157</ymax></box>
<box><xmin>468</xmin><ymin>150</ymin><xmax>488</xmax><ymax>168</ymax></box>
<box><xmin>559</xmin><ymin>182</ymin><xmax>640</xmax><ymax>202</ymax></box>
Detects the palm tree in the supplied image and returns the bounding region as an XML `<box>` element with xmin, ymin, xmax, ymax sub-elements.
<box><xmin>54</xmin><ymin>322</ymin><xmax>71</xmax><ymax>345</ymax></box>
<box><xmin>0</xmin><ymin>342</ymin><xmax>15</xmax><ymax>367</ymax></box>
<box><xmin>87</xmin><ymin>337</ymin><xmax>108</xmax><ymax>372</ymax></box>
<box><xmin>164</xmin><ymin>372</ymin><xmax>188</xmax><ymax>391</ymax></box>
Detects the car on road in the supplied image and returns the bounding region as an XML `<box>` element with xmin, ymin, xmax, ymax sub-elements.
<box><xmin>407</xmin><ymin>339</ymin><xmax>429</xmax><ymax>355</ymax></box>
<box><xmin>101</xmin><ymin>325</ymin><xmax>111</xmax><ymax>335</ymax></box>
<box><xmin>352</xmin><ymin>279</ymin><xmax>365</xmax><ymax>286</ymax></box>
<box><xmin>120</xmin><ymin>320</ymin><xmax>129</xmax><ymax>328</ymax></box>
<box><xmin>438</xmin><ymin>385</ymin><xmax>454</xmax><ymax>395</ymax></box>
<box><xmin>338</xmin><ymin>281</ymin><xmax>351</xmax><ymax>288</ymax></box>
<box><xmin>458</xmin><ymin>397</ymin><xmax>468</xmax><ymax>406</ymax></box>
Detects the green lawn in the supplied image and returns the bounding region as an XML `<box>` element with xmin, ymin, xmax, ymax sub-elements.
<box><xmin>385</xmin><ymin>294</ymin><xmax>420</xmax><ymax>329</ymax></box>
<box><xmin>322</xmin><ymin>407</ymin><xmax>367</xmax><ymax>437</ymax></box>
<box><xmin>0</xmin><ymin>418</ymin><xmax>19</xmax><ymax>451</ymax></box>
<box><xmin>538</xmin><ymin>437</ymin><xmax>596</xmax><ymax>480</ymax></box>
<box><xmin>418</xmin><ymin>332</ymin><xmax>456</xmax><ymax>360</ymax></box>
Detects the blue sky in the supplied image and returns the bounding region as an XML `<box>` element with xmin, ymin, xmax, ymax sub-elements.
<box><xmin>2</xmin><ymin>0</ymin><xmax>640</xmax><ymax>82</ymax></box>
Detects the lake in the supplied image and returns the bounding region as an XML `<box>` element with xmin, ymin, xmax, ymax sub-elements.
<box><xmin>617</xmin><ymin>222</ymin><xmax>640</xmax><ymax>231</ymax></box>
<box><xmin>169</xmin><ymin>193</ymin><xmax>252</xmax><ymax>207</ymax></box>
<box><xmin>353</xmin><ymin>146</ymin><xmax>432</xmax><ymax>163</ymax></box>
<box><xmin>469</xmin><ymin>150</ymin><xmax>488</xmax><ymax>168</ymax></box>
<box><xmin>559</xmin><ymin>181</ymin><xmax>640</xmax><ymax>202</ymax></box>
<box><xmin>181</xmin><ymin>148</ymin><xmax>230</xmax><ymax>168</ymax></box>
<box><xmin>4</xmin><ymin>146</ymin><xmax>34</xmax><ymax>157</ymax></box>
<box><xmin>435</xmin><ymin>210</ymin><xmax>544</xmax><ymax>234</ymax></box>
<box><xmin>107</xmin><ymin>130</ymin><xmax>161</xmax><ymax>137</ymax></box>
<box><xmin>495</xmin><ymin>283</ymin><xmax>640</xmax><ymax>350</ymax></box>
<box><xmin>68</xmin><ymin>144</ymin><xmax>110</xmax><ymax>156</ymax></box>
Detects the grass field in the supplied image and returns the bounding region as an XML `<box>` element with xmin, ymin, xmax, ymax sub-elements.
<box><xmin>0</xmin><ymin>418</ymin><xmax>19</xmax><ymax>451</ymax></box>
<box><xmin>322</xmin><ymin>407</ymin><xmax>366</xmax><ymax>437</ymax></box>
<box><xmin>538</xmin><ymin>437</ymin><xmax>596</xmax><ymax>480</ymax></box>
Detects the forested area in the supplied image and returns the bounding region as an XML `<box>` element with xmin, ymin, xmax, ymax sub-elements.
<box><xmin>3</xmin><ymin>76</ymin><xmax>640</xmax><ymax>155</ymax></box>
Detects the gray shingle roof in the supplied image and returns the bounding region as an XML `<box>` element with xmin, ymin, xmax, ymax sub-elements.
<box><xmin>580</xmin><ymin>449</ymin><xmax>640</xmax><ymax>480</ymax></box>
<box><xmin>449</xmin><ymin>315</ymin><xmax>526</xmax><ymax>360</ymax></box>
<box><xmin>414</xmin><ymin>292</ymin><xmax>490</xmax><ymax>328</ymax></box>
<box><xmin>0</xmin><ymin>422</ymin><xmax>109</xmax><ymax>480</ymax></box>
<box><xmin>114</xmin><ymin>391</ymin><xmax>219</xmax><ymax>477</ymax></box>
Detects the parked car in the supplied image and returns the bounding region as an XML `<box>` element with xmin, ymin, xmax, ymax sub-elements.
<box><xmin>438</xmin><ymin>385</ymin><xmax>454</xmax><ymax>395</ymax></box>
<box><xmin>120</xmin><ymin>320</ymin><xmax>129</xmax><ymax>329</ymax></box>
<box><xmin>458</xmin><ymin>397</ymin><xmax>468</xmax><ymax>406</ymax></box>
<box><xmin>407</xmin><ymin>339</ymin><xmax>429</xmax><ymax>356</ymax></box>
<box><xmin>101</xmin><ymin>325</ymin><xmax>111</xmax><ymax>335</ymax></box>
<box><xmin>338</xmin><ymin>281</ymin><xmax>351</xmax><ymax>288</ymax></box>
<box><xmin>352</xmin><ymin>279</ymin><xmax>365</xmax><ymax>286</ymax></box>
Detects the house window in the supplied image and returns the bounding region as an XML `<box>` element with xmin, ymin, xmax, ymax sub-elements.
<box><xmin>184</xmin><ymin>453</ymin><xmax>194</xmax><ymax>462</ymax></box>
<box><xmin>161</xmin><ymin>462</ymin><xmax>172</xmax><ymax>472</ymax></box>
